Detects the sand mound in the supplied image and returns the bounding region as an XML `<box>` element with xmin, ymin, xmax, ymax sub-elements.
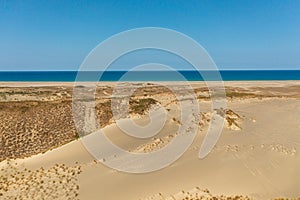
<box><xmin>198</xmin><ymin>109</ymin><xmax>242</xmax><ymax>131</ymax></box>
<box><xmin>133</xmin><ymin>134</ymin><xmax>175</xmax><ymax>153</ymax></box>
<box><xmin>131</xmin><ymin>108</ymin><xmax>242</xmax><ymax>153</ymax></box>
<box><xmin>225</xmin><ymin>109</ymin><xmax>242</xmax><ymax>130</ymax></box>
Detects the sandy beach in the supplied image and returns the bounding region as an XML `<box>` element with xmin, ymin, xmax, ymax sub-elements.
<box><xmin>0</xmin><ymin>81</ymin><xmax>300</xmax><ymax>200</ymax></box>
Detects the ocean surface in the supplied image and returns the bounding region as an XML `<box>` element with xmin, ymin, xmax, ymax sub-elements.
<box><xmin>0</xmin><ymin>70</ymin><xmax>300</xmax><ymax>82</ymax></box>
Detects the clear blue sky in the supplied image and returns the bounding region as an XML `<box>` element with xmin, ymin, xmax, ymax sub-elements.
<box><xmin>0</xmin><ymin>0</ymin><xmax>299</xmax><ymax>71</ymax></box>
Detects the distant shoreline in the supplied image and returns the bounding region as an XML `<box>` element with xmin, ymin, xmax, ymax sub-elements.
<box><xmin>1</xmin><ymin>80</ymin><xmax>300</xmax><ymax>88</ymax></box>
<box><xmin>0</xmin><ymin>70</ymin><xmax>300</xmax><ymax>81</ymax></box>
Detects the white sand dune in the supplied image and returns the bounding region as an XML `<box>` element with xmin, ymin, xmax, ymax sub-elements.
<box><xmin>1</xmin><ymin>82</ymin><xmax>300</xmax><ymax>199</ymax></box>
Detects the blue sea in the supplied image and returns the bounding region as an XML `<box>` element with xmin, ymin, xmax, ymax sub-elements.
<box><xmin>0</xmin><ymin>70</ymin><xmax>300</xmax><ymax>82</ymax></box>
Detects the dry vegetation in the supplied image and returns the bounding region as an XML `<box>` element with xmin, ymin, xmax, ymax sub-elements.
<box><xmin>143</xmin><ymin>187</ymin><xmax>252</xmax><ymax>200</ymax></box>
<box><xmin>0</xmin><ymin>101</ymin><xmax>77</xmax><ymax>161</ymax></box>
<box><xmin>129</xmin><ymin>98</ymin><xmax>158</xmax><ymax>115</ymax></box>
<box><xmin>0</xmin><ymin>86</ymin><xmax>160</xmax><ymax>161</ymax></box>
<box><xmin>0</xmin><ymin>160</ymin><xmax>82</xmax><ymax>199</ymax></box>
<box><xmin>1</xmin><ymin>83</ymin><xmax>299</xmax><ymax>161</ymax></box>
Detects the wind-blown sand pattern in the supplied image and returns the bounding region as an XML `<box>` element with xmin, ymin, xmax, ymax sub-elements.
<box><xmin>1</xmin><ymin>81</ymin><xmax>300</xmax><ymax>199</ymax></box>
